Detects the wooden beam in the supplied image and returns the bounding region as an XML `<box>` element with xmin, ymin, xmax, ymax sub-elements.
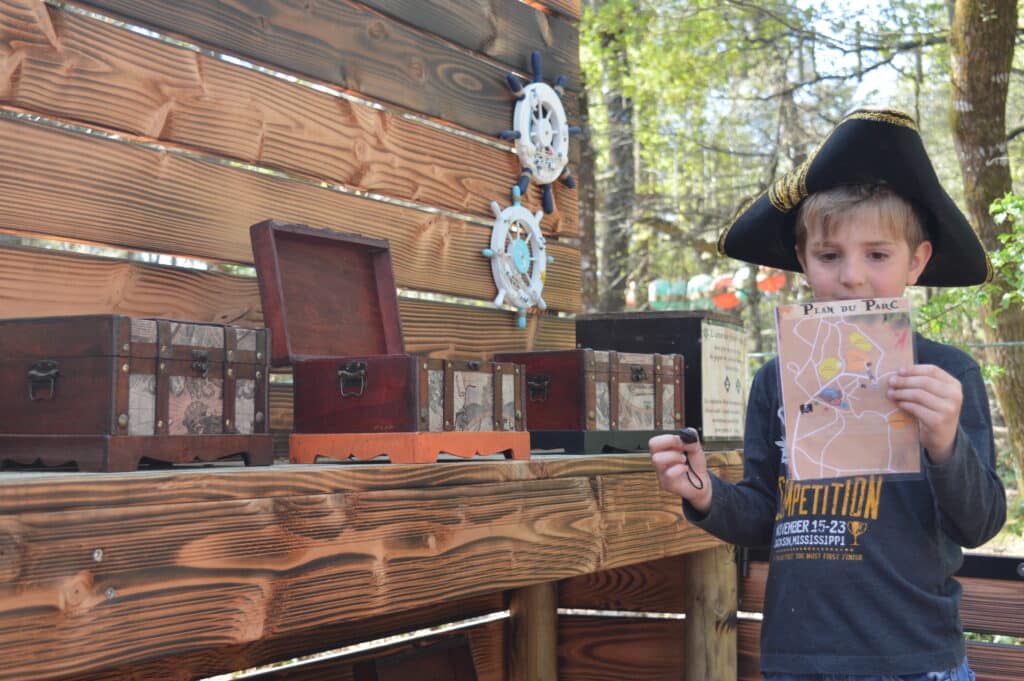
<box><xmin>509</xmin><ymin>582</ymin><xmax>557</xmax><ymax>681</ymax></box>
<box><xmin>682</xmin><ymin>545</ymin><xmax>737</xmax><ymax>681</ymax></box>
<box><xmin>0</xmin><ymin>117</ymin><xmax>580</xmax><ymax>309</ymax></box>
<box><xmin>355</xmin><ymin>0</ymin><xmax>579</xmax><ymax>77</ymax></box>
<box><xmin>62</xmin><ymin>593</ymin><xmax>504</xmax><ymax>681</ymax></box>
<box><xmin>77</xmin><ymin>0</ymin><xmax>580</xmax><ymax>136</ymax></box>
<box><xmin>559</xmin><ymin>554</ymin><xmax>688</xmax><ymax>612</ymax></box>
<box><xmin>0</xmin><ymin>245</ymin><xmax>577</xmax><ymax>358</ymax></box>
<box><xmin>966</xmin><ymin>640</ymin><xmax>1024</xmax><ymax>681</ymax></box>
<box><xmin>737</xmin><ymin>619</ymin><xmax>760</xmax><ymax>681</ymax></box>
<box><xmin>0</xmin><ymin>453</ymin><xmax>744</xmax><ymax>514</ymax></box>
<box><xmin>960</xmin><ymin>575</ymin><xmax>1024</xmax><ymax>638</ymax></box>
<box><xmin>0</xmin><ymin>1</ymin><xmax>578</xmax><ymax>233</ymax></box>
<box><xmin>526</xmin><ymin>0</ymin><xmax>581</xmax><ymax>22</ymax></box>
<box><xmin>558</xmin><ymin>616</ymin><xmax>686</xmax><ymax>681</ymax></box>
<box><xmin>0</xmin><ymin>455</ymin><xmax>744</xmax><ymax>680</ymax></box>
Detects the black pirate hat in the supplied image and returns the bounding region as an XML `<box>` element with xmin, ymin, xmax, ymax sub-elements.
<box><xmin>717</xmin><ymin>109</ymin><xmax>991</xmax><ymax>287</ymax></box>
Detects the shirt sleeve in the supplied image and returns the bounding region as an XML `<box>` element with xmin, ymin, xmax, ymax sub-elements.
<box><xmin>924</xmin><ymin>363</ymin><xmax>1007</xmax><ymax>548</ymax></box>
<box><xmin>682</xmin><ymin>361</ymin><xmax>781</xmax><ymax>548</ymax></box>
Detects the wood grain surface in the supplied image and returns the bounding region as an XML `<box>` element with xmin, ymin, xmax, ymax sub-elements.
<box><xmin>0</xmin><ymin>244</ymin><xmax>577</xmax><ymax>358</ymax></box>
<box><xmin>0</xmin><ymin>1</ymin><xmax>579</xmax><ymax>231</ymax></box>
<box><xmin>532</xmin><ymin>0</ymin><xmax>581</xmax><ymax>22</ymax></box>
<box><xmin>0</xmin><ymin>455</ymin><xmax>742</xmax><ymax>680</ymax></box>
<box><xmin>0</xmin><ymin>117</ymin><xmax>581</xmax><ymax>309</ymax></box>
<box><xmin>558</xmin><ymin>554</ymin><xmax>688</xmax><ymax>613</ymax></box>
<box><xmin>255</xmin><ymin>624</ymin><xmax>505</xmax><ymax>681</ymax></box>
<box><xmin>683</xmin><ymin>545</ymin><xmax>737</xmax><ymax>681</ymax></box>
<box><xmin>0</xmin><ymin>453</ymin><xmax>745</xmax><ymax>514</ymax></box>
<box><xmin>62</xmin><ymin>594</ymin><xmax>505</xmax><ymax>681</ymax></box>
<box><xmin>966</xmin><ymin>641</ymin><xmax>1024</xmax><ymax>681</ymax></box>
<box><xmin>355</xmin><ymin>0</ymin><xmax>579</xmax><ymax>77</ymax></box>
<box><xmin>959</xmin><ymin>575</ymin><xmax>1024</xmax><ymax>638</ymax></box>
<box><xmin>76</xmin><ymin>0</ymin><xmax>580</xmax><ymax>137</ymax></box>
<box><xmin>558</xmin><ymin>615</ymin><xmax>686</xmax><ymax>681</ymax></box>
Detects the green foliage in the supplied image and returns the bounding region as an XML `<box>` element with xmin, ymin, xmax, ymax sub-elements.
<box><xmin>580</xmin><ymin>0</ymin><xmax>964</xmax><ymax>319</ymax></box>
<box><xmin>916</xmin><ymin>193</ymin><xmax>1024</xmax><ymax>348</ymax></box>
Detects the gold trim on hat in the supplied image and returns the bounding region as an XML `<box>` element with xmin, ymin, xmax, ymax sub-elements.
<box><xmin>845</xmin><ymin>109</ymin><xmax>918</xmax><ymax>131</ymax></box>
<box><xmin>765</xmin><ymin>109</ymin><xmax>917</xmax><ymax>214</ymax></box>
<box><xmin>768</xmin><ymin>159</ymin><xmax>811</xmax><ymax>213</ymax></box>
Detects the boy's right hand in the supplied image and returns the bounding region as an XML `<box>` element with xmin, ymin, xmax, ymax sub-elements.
<box><xmin>649</xmin><ymin>429</ymin><xmax>713</xmax><ymax>514</ymax></box>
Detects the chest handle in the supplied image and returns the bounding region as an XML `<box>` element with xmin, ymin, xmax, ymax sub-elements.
<box><xmin>27</xmin><ymin>360</ymin><xmax>60</xmax><ymax>401</ymax></box>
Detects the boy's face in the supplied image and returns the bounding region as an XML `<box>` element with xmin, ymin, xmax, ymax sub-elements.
<box><xmin>795</xmin><ymin>206</ymin><xmax>933</xmax><ymax>301</ymax></box>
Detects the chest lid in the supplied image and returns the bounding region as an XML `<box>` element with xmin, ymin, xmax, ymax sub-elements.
<box><xmin>250</xmin><ymin>220</ymin><xmax>404</xmax><ymax>366</ymax></box>
<box><xmin>0</xmin><ymin>315</ymin><xmax>265</xmax><ymax>363</ymax></box>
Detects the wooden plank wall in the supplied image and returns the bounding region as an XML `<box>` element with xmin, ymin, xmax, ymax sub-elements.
<box><xmin>0</xmin><ymin>0</ymin><xmax>581</xmax><ymax>350</ymax></box>
<box><xmin>739</xmin><ymin>560</ymin><xmax>1024</xmax><ymax>681</ymax></box>
<box><xmin>0</xmin><ymin>0</ymin><xmax>583</xmax><ymax>678</ymax></box>
<box><xmin>0</xmin><ymin>0</ymin><xmax>585</xmax><ymax>466</ymax></box>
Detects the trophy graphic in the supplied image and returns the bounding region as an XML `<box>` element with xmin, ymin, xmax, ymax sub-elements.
<box><xmin>849</xmin><ymin>521</ymin><xmax>869</xmax><ymax>546</ymax></box>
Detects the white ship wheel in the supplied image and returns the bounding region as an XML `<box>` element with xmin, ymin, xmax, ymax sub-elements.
<box><xmin>483</xmin><ymin>188</ymin><xmax>551</xmax><ymax>328</ymax></box>
<box><xmin>500</xmin><ymin>51</ymin><xmax>581</xmax><ymax>213</ymax></box>
<box><xmin>513</xmin><ymin>81</ymin><xmax>570</xmax><ymax>186</ymax></box>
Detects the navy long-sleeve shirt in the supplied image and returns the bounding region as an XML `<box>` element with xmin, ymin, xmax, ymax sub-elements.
<box><xmin>685</xmin><ymin>334</ymin><xmax>1006</xmax><ymax>675</ymax></box>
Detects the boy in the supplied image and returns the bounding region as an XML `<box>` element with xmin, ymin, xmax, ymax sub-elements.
<box><xmin>650</xmin><ymin>109</ymin><xmax>1006</xmax><ymax>680</ymax></box>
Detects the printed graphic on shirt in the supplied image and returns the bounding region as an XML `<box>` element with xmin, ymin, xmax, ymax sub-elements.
<box><xmin>775</xmin><ymin>297</ymin><xmax>919</xmax><ymax>481</ymax></box>
<box><xmin>772</xmin><ymin>474</ymin><xmax>882</xmax><ymax>561</ymax></box>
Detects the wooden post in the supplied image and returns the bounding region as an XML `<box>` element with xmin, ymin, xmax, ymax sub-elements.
<box><xmin>683</xmin><ymin>545</ymin><xmax>738</xmax><ymax>681</ymax></box>
<box><xmin>508</xmin><ymin>582</ymin><xmax>558</xmax><ymax>681</ymax></box>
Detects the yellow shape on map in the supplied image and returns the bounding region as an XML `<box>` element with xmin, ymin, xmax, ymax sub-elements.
<box><xmin>817</xmin><ymin>356</ymin><xmax>841</xmax><ymax>380</ymax></box>
<box><xmin>849</xmin><ymin>332</ymin><xmax>873</xmax><ymax>352</ymax></box>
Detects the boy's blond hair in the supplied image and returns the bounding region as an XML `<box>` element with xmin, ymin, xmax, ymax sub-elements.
<box><xmin>795</xmin><ymin>184</ymin><xmax>927</xmax><ymax>253</ymax></box>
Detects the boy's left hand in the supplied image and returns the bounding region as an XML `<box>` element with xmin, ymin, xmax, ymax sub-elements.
<box><xmin>887</xmin><ymin>364</ymin><xmax>961</xmax><ymax>464</ymax></box>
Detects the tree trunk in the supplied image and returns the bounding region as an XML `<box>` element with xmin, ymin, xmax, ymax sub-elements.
<box><xmin>949</xmin><ymin>0</ymin><xmax>1022</xmax><ymax>490</ymax></box>
<box><xmin>596</xmin><ymin>4</ymin><xmax>635</xmax><ymax>312</ymax></box>
<box><xmin>577</xmin><ymin>85</ymin><xmax>598</xmax><ymax>312</ymax></box>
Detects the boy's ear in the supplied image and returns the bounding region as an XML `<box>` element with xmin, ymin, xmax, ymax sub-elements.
<box><xmin>907</xmin><ymin>240</ymin><xmax>933</xmax><ymax>285</ymax></box>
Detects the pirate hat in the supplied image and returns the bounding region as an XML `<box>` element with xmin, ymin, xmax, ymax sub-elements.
<box><xmin>717</xmin><ymin>109</ymin><xmax>991</xmax><ymax>287</ymax></box>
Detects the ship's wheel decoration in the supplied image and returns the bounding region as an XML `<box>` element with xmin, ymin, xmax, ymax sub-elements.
<box><xmin>483</xmin><ymin>186</ymin><xmax>552</xmax><ymax>328</ymax></box>
<box><xmin>500</xmin><ymin>51</ymin><xmax>581</xmax><ymax>213</ymax></box>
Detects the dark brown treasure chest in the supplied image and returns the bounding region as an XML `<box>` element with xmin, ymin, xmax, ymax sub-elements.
<box><xmin>493</xmin><ymin>349</ymin><xmax>684</xmax><ymax>453</ymax></box>
<box><xmin>0</xmin><ymin>315</ymin><xmax>272</xmax><ymax>471</ymax></box>
<box><xmin>250</xmin><ymin>219</ymin><xmax>529</xmax><ymax>464</ymax></box>
<box><xmin>575</xmin><ymin>311</ymin><xmax>746</xmax><ymax>448</ymax></box>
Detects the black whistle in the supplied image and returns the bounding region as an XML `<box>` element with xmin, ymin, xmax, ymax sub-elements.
<box><xmin>678</xmin><ymin>428</ymin><xmax>704</xmax><ymax>489</ymax></box>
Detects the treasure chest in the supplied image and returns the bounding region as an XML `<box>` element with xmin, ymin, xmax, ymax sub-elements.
<box><xmin>250</xmin><ymin>219</ymin><xmax>529</xmax><ymax>464</ymax></box>
<box><xmin>575</xmin><ymin>311</ymin><xmax>746</xmax><ymax>448</ymax></box>
<box><xmin>493</xmin><ymin>349</ymin><xmax>683</xmax><ymax>453</ymax></box>
<box><xmin>0</xmin><ymin>315</ymin><xmax>273</xmax><ymax>471</ymax></box>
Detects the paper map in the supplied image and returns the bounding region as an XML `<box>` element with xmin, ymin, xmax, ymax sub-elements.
<box><xmin>775</xmin><ymin>297</ymin><xmax>920</xmax><ymax>481</ymax></box>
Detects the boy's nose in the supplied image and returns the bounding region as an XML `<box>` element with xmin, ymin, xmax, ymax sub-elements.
<box><xmin>839</xmin><ymin>259</ymin><xmax>865</xmax><ymax>287</ymax></box>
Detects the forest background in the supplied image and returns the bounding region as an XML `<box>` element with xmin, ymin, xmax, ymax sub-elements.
<box><xmin>575</xmin><ymin>0</ymin><xmax>1024</xmax><ymax>552</ymax></box>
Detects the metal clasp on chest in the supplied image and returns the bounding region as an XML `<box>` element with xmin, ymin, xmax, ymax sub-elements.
<box><xmin>191</xmin><ymin>350</ymin><xmax>210</xmax><ymax>378</ymax></box>
<box><xmin>338</xmin><ymin>361</ymin><xmax>368</xmax><ymax>398</ymax></box>
<box><xmin>526</xmin><ymin>373</ymin><xmax>550</xmax><ymax>401</ymax></box>
<box><xmin>27</xmin><ymin>360</ymin><xmax>60</xmax><ymax>401</ymax></box>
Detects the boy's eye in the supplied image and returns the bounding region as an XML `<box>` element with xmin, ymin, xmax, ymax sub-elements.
<box><xmin>815</xmin><ymin>252</ymin><xmax>838</xmax><ymax>262</ymax></box>
<box><xmin>868</xmin><ymin>251</ymin><xmax>890</xmax><ymax>261</ymax></box>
